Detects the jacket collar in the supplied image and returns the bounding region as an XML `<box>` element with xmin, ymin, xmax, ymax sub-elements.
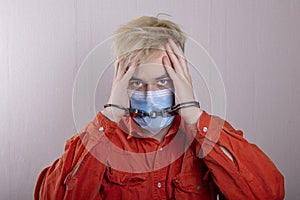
<box><xmin>119</xmin><ymin>115</ymin><xmax>181</xmax><ymax>140</ymax></box>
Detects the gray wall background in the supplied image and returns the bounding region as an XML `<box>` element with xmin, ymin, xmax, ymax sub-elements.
<box><xmin>1</xmin><ymin>0</ymin><xmax>299</xmax><ymax>199</ymax></box>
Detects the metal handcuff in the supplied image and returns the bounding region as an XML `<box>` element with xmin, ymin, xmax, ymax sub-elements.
<box><xmin>104</xmin><ymin>101</ymin><xmax>200</xmax><ymax>118</ymax></box>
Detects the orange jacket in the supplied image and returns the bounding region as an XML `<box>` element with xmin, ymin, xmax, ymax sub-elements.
<box><xmin>34</xmin><ymin>111</ymin><xmax>284</xmax><ymax>199</ymax></box>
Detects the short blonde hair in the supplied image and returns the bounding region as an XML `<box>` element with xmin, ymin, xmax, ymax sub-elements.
<box><xmin>112</xmin><ymin>16</ymin><xmax>186</xmax><ymax>59</ymax></box>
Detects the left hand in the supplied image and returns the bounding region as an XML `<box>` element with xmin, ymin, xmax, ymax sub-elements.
<box><xmin>162</xmin><ymin>38</ymin><xmax>202</xmax><ymax>124</ymax></box>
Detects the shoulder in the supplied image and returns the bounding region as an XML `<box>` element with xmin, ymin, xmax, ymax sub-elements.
<box><xmin>62</xmin><ymin>114</ymin><xmax>106</xmax><ymax>160</ymax></box>
<box><xmin>199</xmin><ymin>111</ymin><xmax>243</xmax><ymax>137</ymax></box>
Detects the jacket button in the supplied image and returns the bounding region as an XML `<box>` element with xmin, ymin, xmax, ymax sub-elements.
<box><xmin>202</xmin><ymin>126</ymin><xmax>208</xmax><ymax>133</ymax></box>
<box><xmin>99</xmin><ymin>126</ymin><xmax>104</xmax><ymax>131</ymax></box>
<box><xmin>157</xmin><ymin>182</ymin><xmax>162</xmax><ymax>188</ymax></box>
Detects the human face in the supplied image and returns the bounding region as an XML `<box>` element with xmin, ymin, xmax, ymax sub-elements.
<box><xmin>128</xmin><ymin>50</ymin><xmax>174</xmax><ymax>91</ymax></box>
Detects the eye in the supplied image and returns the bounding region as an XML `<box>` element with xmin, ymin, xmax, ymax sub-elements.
<box><xmin>130</xmin><ymin>80</ymin><xmax>144</xmax><ymax>88</ymax></box>
<box><xmin>157</xmin><ymin>79</ymin><xmax>168</xmax><ymax>86</ymax></box>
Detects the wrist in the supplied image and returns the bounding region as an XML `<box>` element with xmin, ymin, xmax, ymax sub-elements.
<box><xmin>101</xmin><ymin>107</ymin><xmax>125</xmax><ymax>122</ymax></box>
<box><xmin>180</xmin><ymin>107</ymin><xmax>203</xmax><ymax>124</ymax></box>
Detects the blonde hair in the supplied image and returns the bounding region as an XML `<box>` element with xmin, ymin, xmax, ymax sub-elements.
<box><xmin>112</xmin><ymin>16</ymin><xmax>186</xmax><ymax>60</ymax></box>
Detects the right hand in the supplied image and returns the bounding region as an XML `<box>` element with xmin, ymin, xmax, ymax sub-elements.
<box><xmin>101</xmin><ymin>57</ymin><xmax>139</xmax><ymax>122</ymax></box>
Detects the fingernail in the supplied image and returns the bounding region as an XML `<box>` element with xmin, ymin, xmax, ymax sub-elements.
<box><xmin>162</xmin><ymin>56</ymin><xmax>166</xmax><ymax>62</ymax></box>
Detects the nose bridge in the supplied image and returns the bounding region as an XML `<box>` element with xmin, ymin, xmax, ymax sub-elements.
<box><xmin>146</xmin><ymin>82</ymin><xmax>157</xmax><ymax>91</ymax></box>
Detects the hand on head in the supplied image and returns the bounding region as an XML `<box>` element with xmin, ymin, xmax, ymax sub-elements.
<box><xmin>163</xmin><ymin>39</ymin><xmax>202</xmax><ymax>124</ymax></box>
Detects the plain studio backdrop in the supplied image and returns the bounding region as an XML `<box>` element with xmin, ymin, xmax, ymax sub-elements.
<box><xmin>1</xmin><ymin>0</ymin><xmax>299</xmax><ymax>199</ymax></box>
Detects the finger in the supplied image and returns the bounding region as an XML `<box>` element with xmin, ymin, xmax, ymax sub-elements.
<box><xmin>163</xmin><ymin>55</ymin><xmax>193</xmax><ymax>89</ymax></box>
<box><xmin>115</xmin><ymin>58</ymin><xmax>126</xmax><ymax>80</ymax></box>
<box><xmin>163</xmin><ymin>56</ymin><xmax>180</xmax><ymax>104</ymax></box>
<box><xmin>162</xmin><ymin>56</ymin><xmax>177</xmax><ymax>81</ymax></box>
<box><xmin>116</xmin><ymin>56</ymin><xmax>132</xmax><ymax>80</ymax></box>
<box><xmin>175</xmin><ymin>41</ymin><xmax>184</xmax><ymax>55</ymax></box>
<box><xmin>168</xmin><ymin>39</ymin><xmax>192</xmax><ymax>83</ymax></box>
<box><xmin>168</xmin><ymin>39</ymin><xmax>189</xmax><ymax>78</ymax></box>
<box><xmin>168</xmin><ymin>38</ymin><xmax>184</xmax><ymax>60</ymax></box>
<box><xmin>175</xmin><ymin>42</ymin><xmax>189</xmax><ymax>74</ymax></box>
<box><xmin>123</xmin><ymin>56</ymin><xmax>132</xmax><ymax>74</ymax></box>
<box><xmin>165</xmin><ymin>42</ymin><xmax>184</xmax><ymax>75</ymax></box>
<box><xmin>114</xmin><ymin>59</ymin><xmax>120</xmax><ymax>79</ymax></box>
<box><xmin>122</xmin><ymin>56</ymin><xmax>130</xmax><ymax>74</ymax></box>
<box><xmin>122</xmin><ymin>60</ymin><xmax>138</xmax><ymax>82</ymax></box>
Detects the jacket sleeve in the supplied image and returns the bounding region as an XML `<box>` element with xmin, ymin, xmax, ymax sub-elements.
<box><xmin>192</xmin><ymin>111</ymin><xmax>285</xmax><ymax>200</ymax></box>
<box><xmin>34</xmin><ymin>134</ymin><xmax>84</xmax><ymax>200</ymax></box>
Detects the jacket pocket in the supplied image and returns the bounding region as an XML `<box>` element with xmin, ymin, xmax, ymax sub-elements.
<box><xmin>102</xmin><ymin>167</ymin><xmax>148</xmax><ymax>199</ymax></box>
<box><xmin>63</xmin><ymin>161</ymin><xmax>82</xmax><ymax>191</ymax></box>
<box><xmin>63</xmin><ymin>153</ymin><xmax>90</xmax><ymax>190</ymax></box>
<box><xmin>172</xmin><ymin>172</ymin><xmax>211</xmax><ymax>199</ymax></box>
<box><xmin>105</xmin><ymin>167</ymin><xmax>147</xmax><ymax>186</ymax></box>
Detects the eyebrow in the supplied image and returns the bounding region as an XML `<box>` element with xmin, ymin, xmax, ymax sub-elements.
<box><xmin>155</xmin><ymin>74</ymin><xmax>170</xmax><ymax>80</ymax></box>
<box><xmin>130</xmin><ymin>74</ymin><xmax>170</xmax><ymax>81</ymax></box>
<box><xmin>129</xmin><ymin>77</ymin><xmax>143</xmax><ymax>81</ymax></box>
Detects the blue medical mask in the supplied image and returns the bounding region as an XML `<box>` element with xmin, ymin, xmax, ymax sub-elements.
<box><xmin>128</xmin><ymin>89</ymin><xmax>175</xmax><ymax>133</ymax></box>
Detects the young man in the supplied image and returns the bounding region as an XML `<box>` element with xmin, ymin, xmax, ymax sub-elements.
<box><xmin>35</xmin><ymin>16</ymin><xmax>284</xmax><ymax>199</ymax></box>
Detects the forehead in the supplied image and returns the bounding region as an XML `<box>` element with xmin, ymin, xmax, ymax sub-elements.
<box><xmin>132</xmin><ymin>50</ymin><xmax>168</xmax><ymax>81</ymax></box>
